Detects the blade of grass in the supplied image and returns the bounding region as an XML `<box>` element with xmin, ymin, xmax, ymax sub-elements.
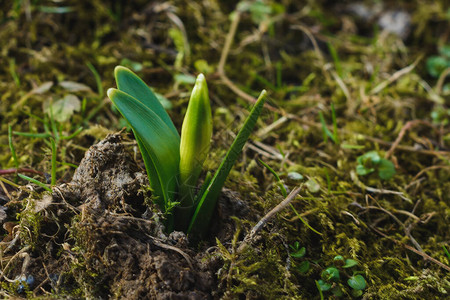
<box><xmin>319</xmin><ymin>111</ymin><xmax>330</xmax><ymax>143</ymax></box>
<box><xmin>8</xmin><ymin>125</ymin><xmax>19</xmax><ymax>169</ymax></box>
<box><xmin>0</xmin><ymin>176</ymin><xmax>21</xmax><ymax>189</ymax></box>
<box><xmin>331</xmin><ymin>102</ymin><xmax>339</xmax><ymax>144</ymax></box>
<box><xmin>50</xmin><ymin>138</ymin><xmax>57</xmax><ymax>186</ymax></box>
<box><xmin>18</xmin><ymin>174</ymin><xmax>52</xmax><ymax>192</ymax></box>
<box><xmin>258</xmin><ymin>158</ymin><xmax>287</xmax><ymax>197</ymax></box>
<box><xmin>443</xmin><ymin>245</ymin><xmax>450</xmax><ymax>262</ymax></box>
<box><xmin>61</xmin><ymin>126</ymin><xmax>83</xmax><ymax>140</ymax></box>
<box><xmin>187</xmin><ymin>90</ymin><xmax>267</xmax><ymax>236</ymax></box>
<box><xmin>319</xmin><ymin>108</ymin><xmax>338</xmax><ymax>144</ymax></box>
<box><xmin>9</xmin><ymin>58</ymin><xmax>20</xmax><ymax>87</ymax></box>
<box><xmin>12</xmin><ymin>131</ymin><xmax>52</xmax><ymax>138</ymax></box>
<box><xmin>87</xmin><ymin>62</ymin><xmax>104</xmax><ymax>97</ymax></box>
<box><xmin>289</xmin><ymin>204</ymin><xmax>322</xmax><ymax>235</ymax></box>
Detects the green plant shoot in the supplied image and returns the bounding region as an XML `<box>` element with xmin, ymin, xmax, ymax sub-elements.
<box><xmin>108</xmin><ymin>66</ymin><xmax>266</xmax><ymax>236</ymax></box>
<box><xmin>179</xmin><ymin>74</ymin><xmax>212</xmax><ymax>208</ymax></box>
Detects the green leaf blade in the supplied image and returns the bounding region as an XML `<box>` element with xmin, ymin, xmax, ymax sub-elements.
<box><xmin>114</xmin><ymin>66</ymin><xmax>179</xmax><ymax>137</ymax></box>
<box><xmin>187</xmin><ymin>90</ymin><xmax>267</xmax><ymax>236</ymax></box>
<box><xmin>178</xmin><ymin>74</ymin><xmax>212</xmax><ymax>207</ymax></box>
<box><xmin>107</xmin><ymin>88</ymin><xmax>180</xmax><ymax>209</ymax></box>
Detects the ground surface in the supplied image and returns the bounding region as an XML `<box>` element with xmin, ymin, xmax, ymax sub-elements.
<box><xmin>0</xmin><ymin>0</ymin><xmax>449</xmax><ymax>299</ymax></box>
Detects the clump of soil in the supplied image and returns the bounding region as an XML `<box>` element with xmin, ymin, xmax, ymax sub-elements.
<box><xmin>2</xmin><ymin>134</ymin><xmax>253</xmax><ymax>298</ymax></box>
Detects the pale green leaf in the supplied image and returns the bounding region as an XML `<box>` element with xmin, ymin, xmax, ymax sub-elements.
<box><xmin>178</xmin><ymin>74</ymin><xmax>212</xmax><ymax>207</ymax></box>
<box><xmin>59</xmin><ymin>81</ymin><xmax>92</xmax><ymax>92</ymax></box>
<box><xmin>44</xmin><ymin>94</ymin><xmax>81</xmax><ymax>122</ymax></box>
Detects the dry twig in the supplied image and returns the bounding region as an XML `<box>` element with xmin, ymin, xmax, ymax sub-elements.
<box><xmin>238</xmin><ymin>186</ymin><xmax>302</xmax><ymax>252</ymax></box>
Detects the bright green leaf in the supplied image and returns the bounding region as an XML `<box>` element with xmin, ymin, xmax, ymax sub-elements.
<box><xmin>297</xmin><ymin>260</ymin><xmax>310</xmax><ymax>273</ymax></box>
<box><xmin>321</xmin><ymin>267</ymin><xmax>340</xmax><ymax>282</ymax></box>
<box><xmin>357</xmin><ymin>150</ymin><xmax>380</xmax><ymax>165</ymax></box>
<box><xmin>114</xmin><ymin>66</ymin><xmax>178</xmax><ymax>137</ymax></box>
<box><xmin>317</xmin><ymin>279</ymin><xmax>331</xmax><ymax>291</ymax></box>
<box><xmin>378</xmin><ymin>158</ymin><xmax>396</xmax><ymax>180</ymax></box>
<box><xmin>291</xmin><ymin>246</ymin><xmax>306</xmax><ymax>258</ymax></box>
<box><xmin>356</xmin><ymin>164</ymin><xmax>374</xmax><ymax>176</ymax></box>
<box><xmin>176</xmin><ymin>74</ymin><xmax>212</xmax><ymax>230</ymax></box>
<box><xmin>348</xmin><ymin>274</ymin><xmax>366</xmax><ymax>290</ymax></box>
<box><xmin>107</xmin><ymin>88</ymin><xmax>180</xmax><ymax>209</ymax></box>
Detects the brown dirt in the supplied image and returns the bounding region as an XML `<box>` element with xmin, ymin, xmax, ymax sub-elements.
<box><xmin>3</xmin><ymin>133</ymin><xmax>254</xmax><ymax>299</ymax></box>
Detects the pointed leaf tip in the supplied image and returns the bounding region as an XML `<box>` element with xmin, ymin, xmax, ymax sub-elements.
<box><xmin>107</xmin><ymin>88</ymin><xmax>116</xmax><ymax>99</ymax></box>
<box><xmin>114</xmin><ymin>65</ymin><xmax>128</xmax><ymax>77</ymax></box>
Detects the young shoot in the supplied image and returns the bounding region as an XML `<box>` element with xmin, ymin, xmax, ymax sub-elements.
<box><xmin>108</xmin><ymin>66</ymin><xmax>266</xmax><ymax>237</ymax></box>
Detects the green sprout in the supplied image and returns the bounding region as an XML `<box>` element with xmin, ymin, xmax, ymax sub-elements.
<box><xmin>356</xmin><ymin>151</ymin><xmax>396</xmax><ymax>180</ymax></box>
<box><xmin>317</xmin><ymin>255</ymin><xmax>367</xmax><ymax>298</ymax></box>
<box><xmin>107</xmin><ymin>66</ymin><xmax>266</xmax><ymax>236</ymax></box>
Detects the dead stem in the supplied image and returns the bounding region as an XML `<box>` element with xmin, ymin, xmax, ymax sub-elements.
<box><xmin>148</xmin><ymin>235</ymin><xmax>194</xmax><ymax>269</ymax></box>
<box><xmin>385</xmin><ymin>120</ymin><xmax>437</xmax><ymax>159</ymax></box>
<box><xmin>369</xmin><ymin>225</ymin><xmax>450</xmax><ymax>272</ymax></box>
<box><xmin>436</xmin><ymin>67</ymin><xmax>450</xmax><ymax>94</ymax></box>
<box><xmin>0</xmin><ymin>180</ymin><xmax>12</xmax><ymax>201</ymax></box>
<box><xmin>370</xmin><ymin>55</ymin><xmax>422</xmax><ymax>95</ymax></box>
<box><xmin>362</xmin><ymin>135</ymin><xmax>450</xmax><ymax>158</ymax></box>
<box><xmin>112</xmin><ymin>215</ymin><xmax>194</xmax><ymax>269</ymax></box>
<box><xmin>238</xmin><ymin>186</ymin><xmax>302</xmax><ymax>253</ymax></box>
<box><xmin>411</xmin><ymin>165</ymin><xmax>450</xmax><ymax>182</ymax></box>
<box><xmin>351</xmin><ymin>171</ymin><xmax>412</xmax><ymax>202</ymax></box>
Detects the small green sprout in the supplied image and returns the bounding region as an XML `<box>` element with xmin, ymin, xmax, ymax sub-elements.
<box><xmin>108</xmin><ymin>66</ymin><xmax>266</xmax><ymax>236</ymax></box>
<box><xmin>317</xmin><ymin>255</ymin><xmax>367</xmax><ymax>298</ymax></box>
<box><xmin>289</xmin><ymin>241</ymin><xmax>310</xmax><ymax>274</ymax></box>
<box><xmin>356</xmin><ymin>151</ymin><xmax>396</xmax><ymax>180</ymax></box>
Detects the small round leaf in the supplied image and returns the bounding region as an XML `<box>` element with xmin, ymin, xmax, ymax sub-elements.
<box><xmin>348</xmin><ymin>274</ymin><xmax>366</xmax><ymax>290</ymax></box>
<box><xmin>321</xmin><ymin>267</ymin><xmax>340</xmax><ymax>282</ymax></box>
<box><xmin>342</xmin><ymin>258</ymin><xmax>358</xmax><ymax>268</ymax></box>
<box><xmin>296</xmin><ymin>260</ymin><xmax>310</xmax><ymax>273</ymax></box>
<box><xmin>317</xmin><ymin>279</ymin><xmax>331</xmax><ymax>291</ymax></box>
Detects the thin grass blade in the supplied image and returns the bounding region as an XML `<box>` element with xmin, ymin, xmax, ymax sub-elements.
<box><xmin>187</xmin><ymin>90</ymin><xmax>267</xmax><ymax>236</ymax></box>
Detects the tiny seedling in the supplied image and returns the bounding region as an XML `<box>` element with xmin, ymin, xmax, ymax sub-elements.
<box><xmin>258</xmin><ymin>159</ymin><xmax>322</xmax><ymax>235</ymax></box>
<box><xmin>356</xmin><ymin>151</ymin><xmax>395</xmax><ymax>180</ymax></box>
<box><xmin>289</xmin><ymin>241</ymin><xmax>311</xmax><ymax>274</ymax></box>
<box><xmin>319</xmin><ymin>102</ymin><xmax>339</xmax><ymax>145</ymax></box>
<box><xmin>426</xmin><ymin>45</ymin><xmax>450</xmax><ymax>78</ymax></box>
<box><xmin>10</xmin><ymin>105</ymin><xmax>83</xmax><ymax>190</ymax></box>
<box><xmin>108</xmin><ymin>66</ymin><xmax>266</xmax><ymax>236</ymax></box>
<box><xmin>317</xmin><ymin>255</ymin><xmax>367</xmax><ymax>298</ymax></box>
